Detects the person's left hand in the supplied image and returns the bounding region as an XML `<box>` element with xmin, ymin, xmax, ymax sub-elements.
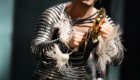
<box><xmin>99</xmin><ymin>18</ymin><xmax>114</xmax><ymax>39</ymax></box>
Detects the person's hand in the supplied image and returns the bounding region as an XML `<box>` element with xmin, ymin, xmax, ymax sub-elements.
<box><xmin>99</xmin><ymin>18</ymin><xmax>114</xmax><ymax>39</ymax></box>
<box><xmin>69</xmin><ymin>32</ymin><xmax>87</xmax><ymax>48</ymax></box>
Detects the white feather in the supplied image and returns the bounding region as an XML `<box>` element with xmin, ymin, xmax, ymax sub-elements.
<box><xmin>95</xmin><ymin>25</ymin><xmax>124</xmax><ymax>72</ymax></box>
<box><xmin>46</xmin><ymin>20</ymin><xmax>73</xmax><ymax>73</ymax></box>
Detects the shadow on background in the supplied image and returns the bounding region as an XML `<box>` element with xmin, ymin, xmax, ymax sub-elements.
<box><xmin>0</xmin><ymin>0</ymin><xmax>14</xmax><ymax>80</ymax></box>
<box><xmin>122</xmin><ymin>0</ymin><xmax>140</xmax><ymax>80</ymax></box>
<box><xmin>11</xmin><ymin>0</ymin><xmax>71</xmax><ymax>80</ymax></box>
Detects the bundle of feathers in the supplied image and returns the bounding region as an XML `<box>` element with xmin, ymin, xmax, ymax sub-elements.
<box><xmin>95</xmin><ymin>25</ymin><xmax>124</xmax><ymax>72</ymax></box>
<box><xmin>46</xmin><ymin>19</ymin><xmax>74</xmax><ymax>74</ymax></box>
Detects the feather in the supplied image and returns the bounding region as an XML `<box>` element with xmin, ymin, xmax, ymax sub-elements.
<box><xmin>95</xmin><ymin>25</ymin><xmax>124</xmax><ymax>72</ymax></box>
<box><xmin>46</xmin><ymin>19</ymin><xmax>74</xmax><ymax>73</ymax></box>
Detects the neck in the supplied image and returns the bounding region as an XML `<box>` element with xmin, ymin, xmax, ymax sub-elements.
<box><xmin>65</xmin><ymin>1</ymin><xmax>97</xmax><ymax>20</ymax></box>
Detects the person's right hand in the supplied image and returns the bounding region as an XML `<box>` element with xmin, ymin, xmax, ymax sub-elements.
<box><xmin>69</xmin><ymin>32</ymin><xmax>87</xmax><ymax>48</ymax></box>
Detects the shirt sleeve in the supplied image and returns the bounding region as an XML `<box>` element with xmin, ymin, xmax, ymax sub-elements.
<box><xmin>31</xmin><ymin>6</ymin><xmax>70</xmax><ymax>60</ymax></box>
<box><xmin>106</xmin><ymin>15</ymin><xmax>124</xmax><ymax>66</ymax></box>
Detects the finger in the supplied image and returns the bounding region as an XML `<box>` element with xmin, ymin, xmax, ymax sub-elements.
<box><xmin>75</xmin><ymin>38</ymin><xmax>84</xmax><ymax>43</ymax></box>
<box><xmin>100</xmin><ymin>29</ymin><xmax>106</xmax><ymax>34</ymax></box>
<box><xmin>82</xmin><ymin>36</ymin><xmax>86</xmax><ymax>40</ymax></box>
<box><xmin>101</xmin><ymin>34</ymin><xmax>107</xmax><ymax>39</ymax></box>
<box><xmin>74</xmin><ymin>34</ymin><xmax>85</xmax><ymax>40</ymax></box>
<box><xmin>99</xmin><ymin>18</ymin><xmax>108</xmax><ymax>27</ymax></box>
<box><xmin>80</xmin><ymin>40</ymin><xmax>85</xmax><ymax>43</ymax></box>
<box><xmin>74</xmin><ymin>42</ymin><xmax>79</xmax><ymax>47</ymax></box>
<box><xmin>100</xmin><ymin>25</ymin><xmax>109</xmax><ymax>32</ymax></box>
<box><xmin>78</xmin><ymin>37</ymin><xmax>86</xmax><ymax>41</ymax></box>
<box><xmin>75</xmin><ymin>32</ymin><xmax>85</xmax><ymax>36</ymax></box>
<box><xmin>100</xmin><ymin>24</ymin><xmax>111</xmax><ymax>32</ymax></box>
<box><xmin>77</xmin><ymin>36</ymin><xmax>86</xmax><ymax>40</ymax></box>
<box><xmin>102</xmin><ymin>18</ymin><xmax>108</xmax><ymax>23</ymax></box>
<box><xmin>102</xmin><ymin>23</ymin><xmax>112</xmax><ymax>30</ymax></box>
<box><xmin>100</xmin><ymin>27</ymin><xmax>109</xmax><ymax>34</ymax></box>
<box><xmin>102</xmin><ymin>23</ymin><xmax>108</xmax><ymax>26</ymax></box>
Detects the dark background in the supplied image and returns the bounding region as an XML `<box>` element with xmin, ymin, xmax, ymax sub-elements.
<box><xmin>122</xmin><ymin>0</ymin><xmax>140</xmax><ymax>80</ymax></box>
<box><xmin>10</xmin><ymin>0</ymin><xmax>140</xmax><ymax>80</ymax></box>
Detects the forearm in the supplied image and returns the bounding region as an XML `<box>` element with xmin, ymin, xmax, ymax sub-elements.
<box><xmin>31</xmin><ymin>38</ymin><xmax>70</xmax><ymax>60</ymax></box>
<box><xmin>31</xmin><ymin>8</ymin><xmax>70</xmax><ymax>60</ymax></box>
<box><xmin>95</xmin><ymin>17</ymin><xmax>124</xmax><ymax>71</ymax></box>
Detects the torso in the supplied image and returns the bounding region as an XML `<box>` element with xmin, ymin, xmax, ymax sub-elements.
<box><xmin>32</xmin><ymin>3</ymin><xmax>99</xmax><ymax>80</ymax></box>
<box><xmin>73</xmin><ymin>22</ymin><xmax>93</xmax><ymax>32</ymax></box>
<box><xmin>58</xmin><ymin>12</ymin><xmax>98</xmax><ymax>34</ymax></box>
<box><xmin>59</xmin><ymin>2</ymin><xmax>98</xmax><ymax>33</ymax></box>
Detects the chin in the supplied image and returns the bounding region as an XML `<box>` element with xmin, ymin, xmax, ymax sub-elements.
<box><xmin>80</xmin><ymin>0</ymin><xmax>95</xmax><ymax>6</ymax></box>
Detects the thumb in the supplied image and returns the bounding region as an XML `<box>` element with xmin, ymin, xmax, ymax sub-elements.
<box><xmin>99</xmin><ymin>18</ymin><xmax>108</xmax><ymax>27</ymax></box>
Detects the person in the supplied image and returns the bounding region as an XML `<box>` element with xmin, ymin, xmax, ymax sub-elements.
<box><xmin>31</xmin><ymin>0</ymin><xmax>124</xmax><ymax>80</ymax></box>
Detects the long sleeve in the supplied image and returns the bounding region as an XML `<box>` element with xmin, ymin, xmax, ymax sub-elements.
<box><xmin>31</xmin><ymin>3</ymin><xmax>69</xmax><ymax>60</ymax></box>
<box><xmin>110</xmin><ymin>51</ymin><xmax>124</xmax><ymax>66</ymax></box>
<box><xmin>95</xmin><ymin>16</ymin><xmax>124</xmax><ymax>72</ymax></box>
<box><xmin>106</xmin><ymin>15</ymin><xmax>124</xmax><ymax>66</ymax></box>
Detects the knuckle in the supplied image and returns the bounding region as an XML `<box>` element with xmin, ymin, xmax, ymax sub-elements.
<box><xmin>73</xmin><ymin>33</ymin><xmax>76</xmax><ymax>35</ymax></box>
<box><xmin>106</xmin><ymin>32</ymin><xmax>109</xmax><ymax>35</ymax></box>
<box><xmin>74</xmin><ymin>38</ymin><xmax>77</xmax><ymax>41</ymax></box>
<box><xmin>74</xmin><ymin>42</ymin><xmax>78</xmax><ymax>46</ymax></box>
<box><xmin>100</xmin><ymin>25</ymin><xmax>103</xmax><ymax>27</ymax></box>
<box><xmin>73</xmin><ymin>35</ymin><xmax>76</xmax><ymax>38</ymax></box>
<box><xmin>81</xmin><ymin>33</ymin><xmax>84</xmax><ymax>35</ymax></box>
<box><xmin>74</xmin><ymin>42</ymin><xmax>77</xmax><ymax>45</ymax></box>
<box><xmin>103</xmin><ymin>23</ymin><xmax>106</xmax><ymax>25</ymax></box>
<box><xmin>75</xmin><ymin>32</ymin><xmax>79</xmax><ymax>35</ymax></box>
<box><xmin>76</xmin><ymin>43</ymin><xmax>79</xmax><ymax>46</ymax></box>
<box><xmin>100</xmin><ymin>28</ymin><xmax>103</xmax><ymax>31</ymax></box>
